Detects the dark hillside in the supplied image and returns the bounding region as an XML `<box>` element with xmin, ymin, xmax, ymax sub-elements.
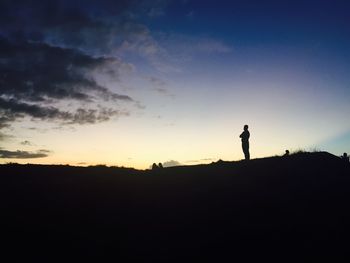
<box><xmin>1</xmin><ymin>152</ymin><xmax>349</xmax><ymax>262</ymax></box>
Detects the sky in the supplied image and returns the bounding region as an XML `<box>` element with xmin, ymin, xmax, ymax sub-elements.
<box><xmin>1</xmin><ymin>0</ymin><xmax>350</xmax><ymax>169</ymax></box>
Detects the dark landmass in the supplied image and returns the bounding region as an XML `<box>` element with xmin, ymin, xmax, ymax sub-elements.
<box><xmin>1</xmin><ymin>152</ymin><xmax>349</xmax><ymax>262</ymax></box>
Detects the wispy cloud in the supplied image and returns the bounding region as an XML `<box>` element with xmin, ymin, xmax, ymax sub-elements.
<box><xmin>20</xmin><ymin>140</ymin><xmax>32</xmax><ymax>146</ymax></box>
<box><xmin>147</xmin><ymin>7</ymin><xmax>165</xmax><ymax>17</ymax></box>
<box><xmin>186</xmin><ymin>11</ymin><xmax>195</xmax><ymax>19</ymax></box>
<box><xmin>157</xmin><ymin>33</ymin><xmax>232</xmax><ymax>56</ymax></box>
<box><xmin>0</xmin><ymin>132</ymin><xmax>12</xmax><ymax>141</ymax></box>
<box><xmin>138</xmin><ymin>33</ymin><xmax>232</xmax><ymax>72</ymax></box>
<box><xmin>146</xmin><ymin>76</ymin><xmax>172</xmax><ymax>95</ymax></box>
<box><xmin>185</xmin><ymin>158</ymin><xmax>217</xmax><ymax>164</ymax></box>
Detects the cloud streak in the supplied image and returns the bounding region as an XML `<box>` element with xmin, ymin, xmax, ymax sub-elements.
<box><xmin>147</xmin><ymin>76</ymin><xmax>170</xmax><ymax>94</ymax></box>
<box><xmin>0</xmin><ymin>132</ymin><xmax>12</xmax><ymax>141</ymax></box>
<box><xmin>0</xmin><ymin>97</ymin><xmax>127</xmax><ymax>127</ymax></box>
<box><xmin>0</xmin><ymin>149</ymin><xmax>50</xmax><ymax>159</ymax></box>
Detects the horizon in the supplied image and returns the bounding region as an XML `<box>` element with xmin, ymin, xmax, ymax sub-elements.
<box><xmin>1</xmin><ymin>0</ymin><xmax>350</xmax><ymax>169</ymax></box>
<box><xmin>0</xmin><ymin>149</ymin><xmax>344</xmax><ymax>170</ymax></box>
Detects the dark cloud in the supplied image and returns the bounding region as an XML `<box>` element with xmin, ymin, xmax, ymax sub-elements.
<box><xmin>0</xmin><ymin>0</ymin><xmax>168</xmax><ymax>55</ymax></box>
<box><xmin>0</xmin><ymin>38</ymin><xmax>132</xmax><ymax>103</ymax></box>
<box><xmin>0</xmin><ymin>0</ymin><xmax>133</xmax><ymax>33</ymax></box>
<box><xmin>0</xmin><ymin>37</ymin><xmax>132</xmax><ymax>129</ymax></box>
<box><xmin>0</xmin><ymin>148</ymin><xmax>50</xmax><ymax>159</ymax></box>
<box><xmin>0</xmin><ymin>98</ymin><xmax>127</xmax><ymax>126</ymax></box>
<box><xmin>0</xmin><ymin>112</ymin><xmax>16</xmax><ymax>129</ymax></box>
<box><xmin>0</xmin><ymin>0</ymin><xmax>171</xmax><ymax>133</ymax></box>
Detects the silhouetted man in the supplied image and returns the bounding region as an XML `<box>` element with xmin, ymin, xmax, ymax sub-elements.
<box><xmin>239</xmin><ymin>125</ymin><xmax>250</xmax><ymax>160</ymax></box>
<box><xmin>341</xmin><ymin>153</ymin><xmax>349</xmax><ymax>163</ymax></box>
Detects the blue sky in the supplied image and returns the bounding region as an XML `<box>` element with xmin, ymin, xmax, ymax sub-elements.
<box><xmin>0</xmin><ymin>0</ymin><xmax>349</xmax><ymax>168</ymax></box>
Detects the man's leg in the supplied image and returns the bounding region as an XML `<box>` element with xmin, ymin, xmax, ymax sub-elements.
<box><xmin>242</xmin><ymin>143</ymin><xmax>250</xmax><ymax>160</ymax></box>
<box><xmin>245</xmin><ymin>148</ymin><xmax>250</xmax><ymax>160</ymax></box>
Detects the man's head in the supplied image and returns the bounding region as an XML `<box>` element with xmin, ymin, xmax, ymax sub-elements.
<box><xmin>244</xmin><ymin>125</ymin><xmax>248</xmax><ymax>131</ymax></box>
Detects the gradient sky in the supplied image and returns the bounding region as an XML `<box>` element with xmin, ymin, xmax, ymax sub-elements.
<box><xmin>1</xmin><ymin>0</ymin><xmax>350</xmax><ymax>168</ymax></box>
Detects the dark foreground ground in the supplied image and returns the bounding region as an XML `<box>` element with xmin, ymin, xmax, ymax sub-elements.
<box><xmin>1</xmin><ymin>152</ymin><xmax>349</xmax><ymax>262</ymax></box>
